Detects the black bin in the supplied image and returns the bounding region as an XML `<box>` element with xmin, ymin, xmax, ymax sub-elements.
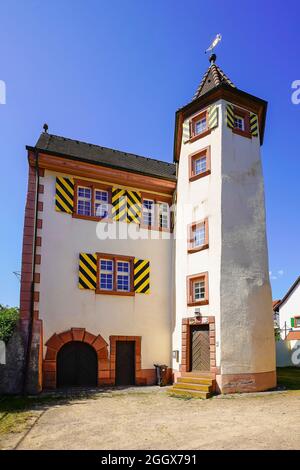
<box><xmin>154</xmin><ymin>364</ymin><xmax>168</xmax><ymax>387</ymax></box>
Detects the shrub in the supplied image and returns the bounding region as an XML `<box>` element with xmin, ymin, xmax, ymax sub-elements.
<box><xmin>0</xmin><ymin>305</ymin><xmax>19</xmax><ymax>343</ymax></box>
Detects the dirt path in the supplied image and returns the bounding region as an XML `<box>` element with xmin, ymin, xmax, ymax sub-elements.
<box><xmin>2</xmin><ymin>388</ymin><xmax>300</xmax><ymax>450</ymax></box>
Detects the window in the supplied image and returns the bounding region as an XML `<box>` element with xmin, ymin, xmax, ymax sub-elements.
<box><xmin>189</xmin><ymin>147</ymin><xmax>211</xmax><ymax>182</ymax></box>
<box><xmin>234</xmin><ymin>115</ymin><xmax>245</xmax><ymax>131</ymax></box>
<box><xmin>95</xmin><ymin>190</ymin><xmax>109</xmax><ymax>218</ymax></box>
<box><xmin>77</xmin><ymin>186</ymin><xmax>92</xmax><ymax>216</ymax></box>
<box><xmin>116</xmin><ymin>261</ymin><xmax>130</xmax><ymax>292</ymax></box>
<box><xmin>231</xmin><ymin>106</ymin><xmax>251</xmax><ymax>138</ymax></box>
<box><xmin>141</xmin><ymin>194</ymin><xmax>172</xmax><ymax>231</ymax></box>
<box><xmin>158</xmin><ymin>202</ymin><xmax>170</xmax><ymax>229</ymax></box>
<box><xmin>97</xmin><ymin>254</ymin><xmax>134</xmax><ymax>296</ymax></box>
<box><xmin>194</xmin><ymin>279</ymin><xmax>205</xmax><ymax>301</ymax></box>
<box><xmin>99</xmin><ymin>259</ymin><xmax>113</xmax><ymax>291</ymax></box>
<box><xmin>142</xmin><ymin>199</ymin><xmax>155</xmax><ymax>227</ymax></box>
<box><xmin>188</xmin><ymin>219</ymin><xmax>209</xmax><ymax>253</ymax></box>
<box><xmin>294</xmin><ymin>317</ymin><xmax>300</xmax><ymax>328</ymax></box>
<box><xmin>187</xmin><ymin>272</ymin><xmax>209</xmax><ymax>306</ymax></box>
<box><xmin>194</xmin><ymin>117</ymin><xmax>207</xmax><ymax>135</ymax></box>
<box><xmin>194</xmin><ymin>155</ymin><xmax>207</xmax><ymax>175</ymax></box>
<box><xmin>189</xmin><ymin>110</ymin><xmax>210</xmax><ymax>142</ymax></box>
<box><xmin>74</xmin><ymin>180</ymin><xmax>111</xmax><ymax>220</ymax></box>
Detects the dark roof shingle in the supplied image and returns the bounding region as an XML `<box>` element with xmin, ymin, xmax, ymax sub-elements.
<box><xmin>30</xmin><ymin>133</ymin><xmax>176</xmax><ymax>181</ymax></box>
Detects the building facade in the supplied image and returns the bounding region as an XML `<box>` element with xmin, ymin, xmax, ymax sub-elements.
<box><xmin>20</xmin><ymin>56</ymin><xmax>276</xmax><ymax>394</ymax></box>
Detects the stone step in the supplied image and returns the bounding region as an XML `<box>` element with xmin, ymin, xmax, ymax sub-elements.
<box><xmin>177</xmin><ymin>377</ymin><xmax>212</xmax><ymax>386</ymax></box>
<box><xmin>168</xmin><ymin>388</ymin><xmax>211</xmax><ymax>399</ymax></box>
<box><xmin>173</xmin><ymin>382</ymin><xmax>212</xmax><ymax>392</ymax></box>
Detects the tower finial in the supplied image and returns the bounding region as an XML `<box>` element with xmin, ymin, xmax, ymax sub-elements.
<box><xmin>43</xmin><ymin>123</ymin><xmax>48</xmax><ymax>133</ymax></box>
<box><xmin>209</xmin><ymin>53</ymin><xmax>217</xmax><ymax>64</ymax></box>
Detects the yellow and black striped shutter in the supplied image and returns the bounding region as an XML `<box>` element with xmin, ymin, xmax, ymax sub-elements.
<box><xmin>126</xmin><ymin>190</ymin><xmax>142</xmax><ymax>224</ymax></box>
<box><xmin>226</xmin><ymin>103</ymin><xmax>235</xmax><ymax>129</ymax></box>
<box><xmin>134</xmin><ymin>258</ymin><xmax>150</xmax><ymax>294</ymax></box>
<box><xmin>112</xmin><ymin>187</ymin><xmax>127</xmax><ymax>222</ymax></box>
<box><xmin>55</xmin><ymin>177</ymin><xmax>74</xmax><ymax>213</ymax></box>
<box><xmin>250</xmin><ymin>113</ymin><xmax>259</xmax><ymax>137</ymax></box>
<box><xmin>182</xmin><ymin>120</ymin><xmax>190</xmax><ymax>143</ymax></box>
<box><xmin>208</xmin><ymin>104</ymin><xmax>218</xmax><ymax>129</ymax></box>
<box><xmin>79</xmin><ymin>253</ymin><xmax>97</xmax><ymax>290</ymax></box>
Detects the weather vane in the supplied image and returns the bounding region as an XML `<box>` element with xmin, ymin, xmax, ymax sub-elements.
<box><xmin>205</xmin><ymin>34</ymin><xmax>222</xmax><ymax>54</ymax></box>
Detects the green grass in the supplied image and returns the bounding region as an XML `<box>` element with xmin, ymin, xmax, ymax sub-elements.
<box><xmin>277</xmin><ymin>367</ymin><xmax>300</xmax><ymax>390</ymax></box>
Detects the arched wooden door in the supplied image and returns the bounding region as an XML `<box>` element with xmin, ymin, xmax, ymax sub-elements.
<box><xmin>57</xmin><ymin>341</ymin><xmax>98</xmax><ymax>387</ymax></box>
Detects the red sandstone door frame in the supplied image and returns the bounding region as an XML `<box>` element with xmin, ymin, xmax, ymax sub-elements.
<box><xmin>181</xmin><ymin>317</ymin><xmax>217</xmax><ymax>374</ymax></box>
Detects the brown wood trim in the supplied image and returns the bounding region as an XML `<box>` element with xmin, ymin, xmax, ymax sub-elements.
<box><xmin>186</xmin><ymin>271</ymin><xmax>209</xmax><ymax>306</ymax></box>
<box><xmin>96</xmin><ymin>253</ymin><xmax>135</xmax><ymax>296</ymax></box>
<box><xmin>29</xmin><ymin>152</ymin><xmax>176</xmax><ymax>195</ymax></box>
<box><xmin>187</xmin><ymin>218</ymin><xmax>209</xmax><ymax>253</ymax></box>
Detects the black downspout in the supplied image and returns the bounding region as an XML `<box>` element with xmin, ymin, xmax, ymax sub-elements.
<box><xmin>22</xmin><ymin>150</ymin><xmax>40</xmax><ymax>394</ymax></box>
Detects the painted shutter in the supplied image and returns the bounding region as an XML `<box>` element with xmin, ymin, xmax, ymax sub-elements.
<box><xmin>208</xmin><ymin>104</ymin><xmax>218</xmax><ymax>129</ymax></box>
<box><xmin>182</xmin><ymin>120</ymin><xmax>190</xmax><ymax>143</ymax></box>
<box><xmin>79</xmin><ymin>253</ymin><xmax>97</xmax><ymax>290</ymax></box>
<box><xmin>126</xmin><ymin>190</ymin><xmax>142</xmax><ymax>223</ymax></box>
<box><xmin>226</xmin><ymin>103</ymin><xmax>235</xmax><ymax>129</ymax></box>
<box><xmin>55</xmin><ymin>177</ymin><xmax>74</xmax><ymax>213</ymax></box>
<box><xmin>291</xmin><ymin>318</ymin><xmax>295</xmax><ymax>328</ymax></box>
<box><xmin>250</xmin><ymin>113</ymin><xmax>259</xmax><ymax>137</ymax></box>
<box><xmin>111</xmin><ymin>187</ymin><xmax>127</xmax><ymax>222</ymax></box>
<box><xmin>134</xmin><ymin>258</ymin><xmax>150</xmax><ymax>294</ymax></box>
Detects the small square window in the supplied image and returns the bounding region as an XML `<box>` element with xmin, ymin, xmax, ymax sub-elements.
<box><xmin>194</xmin><ymin>156</ymin><xmax>207</xmax><ymax>175</ymax></box>
<box><xmin>158</xmin><ymin>202</ymin><xmax>170</xmax><ymax>230</ymax></box>
<box><xmin>142</xmin><ymin>199</ymin><xmax>155</xmax><ymax>227</ymax></box>
<box><xmin>187</xmin><ymin>272</ymin><xmax>208</xmax><ymax>306</ymax></box>
<box><xmin>95</xmin><ymin>190</ymin><xmax>109</xmax><ymax>218</ymax></box>
<box><xmin>194</xmin><ymin>224</ymin><xmax>205</xmax><ymax>247</ymax></box>
<box><xmin>234</xmin><ymin>115</ymin><xmax>245</xmax><ymax>131</ymax></box>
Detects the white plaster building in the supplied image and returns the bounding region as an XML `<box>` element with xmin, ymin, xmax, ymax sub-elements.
<box><xmin>275</xmin><ymin>277</ymin><xmax>300</xmax><ymax>343</ymax></box>
<box><xmin>20</xmin><ymin>55</ymin><xmax>276</xmax><ymax>395</ymax></box>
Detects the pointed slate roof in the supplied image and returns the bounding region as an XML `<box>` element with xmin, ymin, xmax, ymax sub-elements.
<box><xmin>192</xmin><ymin>54</ymin><xmax>236</xmax><ymax>100</ymax></box>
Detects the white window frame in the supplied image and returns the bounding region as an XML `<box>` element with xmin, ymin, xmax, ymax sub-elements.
<box><xmin>99</xmin><ymin>259</ymin><xmax>114</xmax><ymax>291</ymax></box>
<box><xmin>94</xmin><ymin>189</ymin><xmax>109</xmax><ymax>218</ymax></box>
<box><xmin>158</xmin><ymin>202</ymin><xmax>170</xmax><ymax>230</ymax></box>
<box><xmin>234</xmin><ymin>115</ymin><xmax>245</xmax><ymax>131</ymax></box>
<box><xmin>142</xmin><ymin>199</ymin><xmax>155</xmax><ymax>227</ymax></box>
<box><xmin>116</xmin><ymin>260</ymin><xmax>130</xmax><ymax>292</ymax></box>
<box><xmin>193</xmin><ymin>279</ymin><xmax>206</xmax><ymax>301</ymax></box>
<box><xmin>194</xmin><ymin>155</ymin><xmax>207</xmax><ymax>175</ymax></box>
<box><xmin>77</xmin><ymin>186</ymin><xmax>92</xmax><ymax>216</ymax></box>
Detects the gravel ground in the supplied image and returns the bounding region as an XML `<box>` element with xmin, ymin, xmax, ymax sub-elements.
<box><xmin>1</xmin><ymin>387</ymin><xmax>300</xmax><ymax>450</ymax></box>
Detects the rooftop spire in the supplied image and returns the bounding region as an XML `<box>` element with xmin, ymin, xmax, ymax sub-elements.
<box><xmin>192</xmin><ymin>54</ymin><xmax>235</xmax><ymax>101</ymax></box>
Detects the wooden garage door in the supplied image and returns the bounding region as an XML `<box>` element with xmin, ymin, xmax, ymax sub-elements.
<box><xmin>190</xmin><ymin>325</ymin><xmax>210</xmax><ymax>371</ymax></box>
<box><xmin>57</xmin><ymin>341</ymin><xmax>98</xmax><ymax>387</ymax></box>
<box><xmin>115</xmin><ymin>341</ymin><xmax>135</xmax><ymax>386</ymax></box>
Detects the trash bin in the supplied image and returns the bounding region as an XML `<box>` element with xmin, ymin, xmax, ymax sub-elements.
<box><xmin>154</xmin><ymin>364</ymin><xmax>168</xmax><ymax>387</ymax></box>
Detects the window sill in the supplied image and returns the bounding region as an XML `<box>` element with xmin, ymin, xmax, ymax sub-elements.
<box><xmin>187</xmin><ymin>300</ymin><xmax>209</xmax><ymax>307</ymax></box>
<box><xmin>189</xmin><ymin>129</ymin><xmax>211</xmax><ymax>143</ymax></box>
<box><xmin>95</xmin><ymin>289</ymin><xmax>135</xmax><ymax>296</ymax></box>
<box><xmin>232</xmin><ymin>128</ymin><xmax>252</xmax><ymax>139</ymax></box>
<box><xmin>189</xmin><ymin>170</ymin><xmax>211</xmax><ymax>182</ymax></box>
<box><xmin>188</xmin><ymin>244</ymin><xmax>209</xmax><ymax>254</ymax></box>
<box><xmin>72</xmin><ymin>213</ymin><xmax>112</xmax><ymax>223</ymax></box>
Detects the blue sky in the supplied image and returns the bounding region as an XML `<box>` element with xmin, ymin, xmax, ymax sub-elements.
<box><xmin>0</xmin><ymin>0</ymin><xmax>299</xmax><ymax>306</ymax></box>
